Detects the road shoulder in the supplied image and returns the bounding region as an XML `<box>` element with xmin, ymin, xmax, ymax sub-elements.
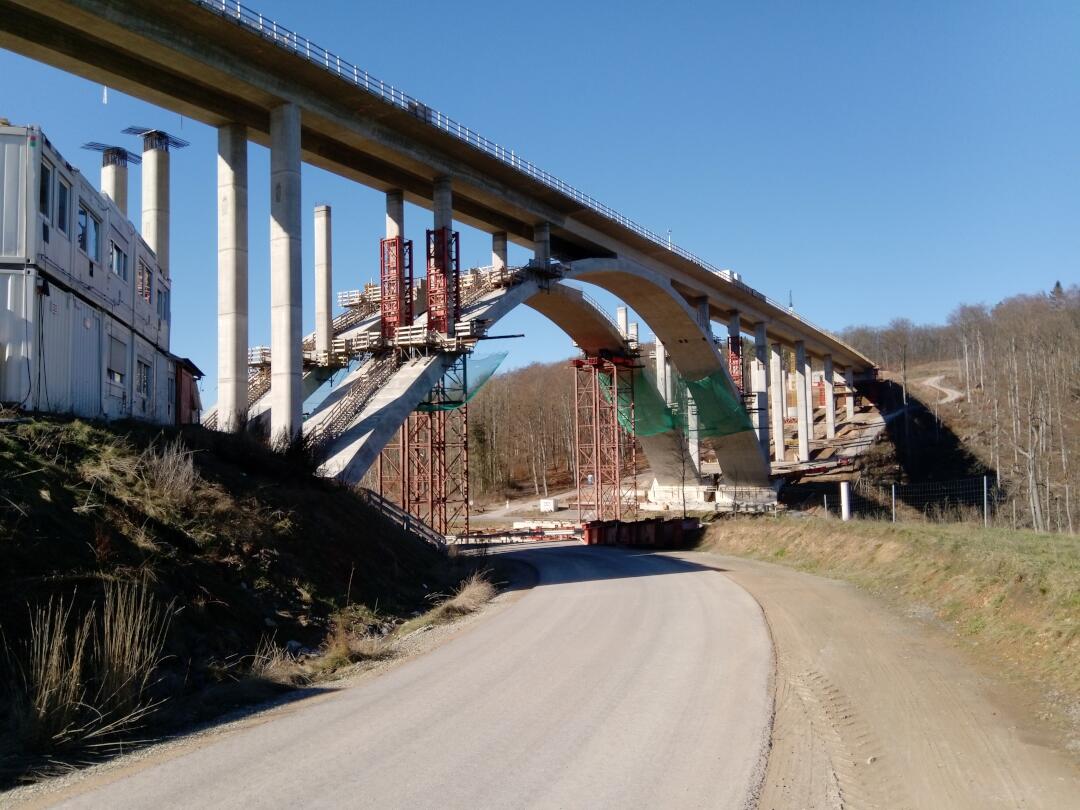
<box><xmin>675</xmin><ymin>550</ymin><xmax>1080</xmax><ymax>810</ymax></box>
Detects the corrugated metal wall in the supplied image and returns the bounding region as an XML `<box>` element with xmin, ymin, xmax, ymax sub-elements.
<box><xmin>72</xmin><ymin>297</ymin><xmax>102</xmax><ymax>418</ymax></box>
<box><xmin>0</xmin><ymin>269</ymin><xmax>30</xmax><ymax>404</ymax></box>
<box><xmin>38</xmin><ymin>286</ymin><xmax>73</xmax><ymax>413</ymax></box>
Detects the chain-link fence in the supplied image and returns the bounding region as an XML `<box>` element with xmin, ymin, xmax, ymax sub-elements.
<box><xmin>813</xmin><ymin>476</ymin><xmax>1007</xmax><ymax>526</ymax></box>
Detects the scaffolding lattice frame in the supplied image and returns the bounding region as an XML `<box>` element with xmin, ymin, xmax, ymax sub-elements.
<box><xmin>380</xmin><ymin>236</ymin><xmax>413</xmax><ymax>339</ymax></box>
<box><xmin>573</xmin><ymin>357</ymin><xmax>637</xmax><ymax>523</ymax></box>
<box><xmin>426</xmin><ymin>228</ymin><xmax>460</xmax><ymax>335</ymax></box>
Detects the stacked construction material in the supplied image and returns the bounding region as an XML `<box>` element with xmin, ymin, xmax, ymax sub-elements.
<box><xmin>582</xmin><ymin>517</ymin><xmax>700</xmax><ymax>548</ymax></box>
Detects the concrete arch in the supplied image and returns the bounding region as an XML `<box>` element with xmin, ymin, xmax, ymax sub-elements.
<box><xmin>562</xmin><ymin>258</ymin><xmax>771</xmax><ymax>488</ymax></box>
<box><xmin>318</xmin><ymin>269</ymin><xmax>769</xmax><ymax>490</ymax></box>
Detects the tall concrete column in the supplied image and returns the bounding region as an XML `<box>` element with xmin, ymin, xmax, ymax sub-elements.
<box><xmin>824</xmin><ymin>353</ymin><xmax>836</xmax><ymax>439</ymax></box>
<box><xmin>845</xmin><ymin>367</ymin><xmax>856</xmax><ymax>421</ymax></box>
<box><xmin>216</xmin><ymin>124</ymin><xmax>248</xmax><ymax>433</ymax></box>
<box><xmin>269</xmin><ymin>103</ymin><xmax>302</xmax><ymax>444</ymax></box>
<box><xmin>655</xmin><ymin>338</ymin><xmax>669</xmax><ymax>405</ymax></box>
<box><xmin>533</xmin><ymin>221</ymin><xmax>551</xmax><ymax>266</ymax></box>
<box><xmin>141</xmin><ymin>133</ymin><xmax>171</xmax><ymax>276</ymax></box>
<box><xmin>693</xmin><ymin>297</ymin><xmax>711</xmax><ymax>336</ymax></box>
<box><xmin>314</xmin><ymin>205</ymin><xmax>332</xmax><ymax>359</ymax></box>
<box><xmin>616</xmin><ymin>306</ymin><xmax>628</xmax><ymax>338</ymax></box>
<box><xmin>752</xmin><ymin>323</ymin><xmax>770</xmax><ymax>458</ymax></box>
<box><xmin>100</xmin><ymin>149</ymin><xmax>128</xmax><ymax>217</ymax></box>
<box><xmin>433</xmin><ymin>176</ymin><xmax>452</xmax><ymax>233</ymax></box>
<box><xmin>491</xmin><ymin>231</ymin><xmax>508</xmax><ymax>272</ymax></box>
<box><xmin>386</xmin><ymin>189</ymin><xmax>404</xmax><ymax>239</ymax></box>
<box><xmin>769</xmin><ymin>342</ymin><xmax>785</xmax><ymax>462</ymax></box>
<box><xmin>795</xmin><ymin>340</ymin><xmax>810</xmax><ymax>462</ymax></box>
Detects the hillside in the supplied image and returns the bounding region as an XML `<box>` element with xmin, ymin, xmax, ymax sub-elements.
<box><xmin>0</xmin><ymin>416</ymin><xmax>461</xmax><ymax>781</ymax></box>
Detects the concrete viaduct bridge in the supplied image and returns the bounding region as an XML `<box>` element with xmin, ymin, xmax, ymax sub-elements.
<box><xmin>0</xmin><ymin>0</ymin><xmax>874</xmax><ymax>520</ymax></box>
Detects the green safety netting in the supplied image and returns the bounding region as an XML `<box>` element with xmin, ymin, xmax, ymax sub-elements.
<box><xmin>416</xmin><ymin>351</ymin><xmax>508</xmax><ymax>411</ymax></box>
<box><xmin>598</xmin><ymin>365</ymin><xmax>753</xmax><ymax>439</ymax></box>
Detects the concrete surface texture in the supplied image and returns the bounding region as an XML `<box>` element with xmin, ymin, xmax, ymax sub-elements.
<box><xmin>39</xmin><ymin>544</ymin><xmax>773</xmax><ymax>809</ymax></box>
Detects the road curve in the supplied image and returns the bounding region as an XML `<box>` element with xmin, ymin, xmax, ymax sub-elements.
<box><xmin>51</xmin><ymin>544</ymin><xmax>773</xmax><ymax>809</ymax></box>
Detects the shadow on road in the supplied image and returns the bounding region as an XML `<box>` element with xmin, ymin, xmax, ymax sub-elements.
<box><xmin>487</xmin><ymin>542</ymin><xmax>726</xmax><ymax>590</ymax></box>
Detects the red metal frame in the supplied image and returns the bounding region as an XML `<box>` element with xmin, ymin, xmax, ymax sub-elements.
<box><xmin>380</xmin><ymin>236</ymin><xmax>413</xmax><ymax>339</ymax></box>
<box><xmin>728</xmin><ymin>336</ymin><xmax>744</xmax><ymax>395</ymax></box>
<box><xmin>377</xmin><ymin>381</ymin><xmax>469</xmax><ymax>538</ymax></box>
<box><xmin>573</xmin><ymin>357</ymin><xmax>637</xmax><ymax>523</ymax></box>
<box><xmin>426</xmin><ymin>228</ymin><xmax>460</xmax><ymax>335</ymax></box>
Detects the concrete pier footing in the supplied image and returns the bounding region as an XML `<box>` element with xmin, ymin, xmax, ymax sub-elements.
<box><xmin>314</xmin><ymin>205</ymin><xmax>332</xmax><ymax>358</ymax></box>
<box><xmin>269</xmin><ymin>103</ymin><xmax>303</xmax><ymax>443</ymax></box>
<box><xmin>216</xmin><ymin>123</ymin><xmax>248</xmax><ymax>433</ymax></box>
<box><xmin>795</xmin><ymin>340</ymin><xmax>810</xmax><ymax>462</ymax></box>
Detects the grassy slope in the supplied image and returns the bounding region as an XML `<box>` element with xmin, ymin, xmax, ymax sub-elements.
<box><xmin>700</xmin><ymin>517</ymin><xmax>1080</xmax><ymax>708</ymax></box>
<box><xmin>0</xmin><ymin>417</ymin><xmax>452</xmax><ymax>736</ymax></box>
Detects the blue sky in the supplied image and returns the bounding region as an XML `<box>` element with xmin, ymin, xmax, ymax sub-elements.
<box><xmin>3</xmin><ymin>0</ymin><xmax>1077</xmax><ymax>405</ymax></box>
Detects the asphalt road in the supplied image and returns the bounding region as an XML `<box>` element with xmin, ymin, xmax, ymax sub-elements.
<box><xmin>50</xmin><ymin>544</ymin><xmax>773</xmax><ymax>809</ymax></box>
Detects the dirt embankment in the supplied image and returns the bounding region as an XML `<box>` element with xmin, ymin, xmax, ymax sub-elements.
<box><xmin>700</xmin><ymin>517</ymin><xmax>1080</xmax><ymax>742</ymax></box>
<box><xmin>0</xmin><ymin>417</ymin><xmax>469</xmax><ymax>785</ymax></box>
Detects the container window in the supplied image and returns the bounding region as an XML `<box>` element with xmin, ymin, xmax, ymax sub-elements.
<box><xmin>39</xmin><ymin>161</ymin><xmax>52</xmax><ymax>220</ymax></box>
<box><xmin>77</xmin><ymin>203</ymin><xmax>100</xmax><ymax>263</ymax></box>
<box><xmin>108</xmin><ymin>336</ymin><xmax>126</xmax><ymax>384</ymax></box>
<box><xmin>136</xmin><ymin>360</ymin><xmax>152</xmax><ymax>397</ymax></box>
<box><xmin>56</xmin><ymin>180</ymin><xmax>70</xmax><ymax>234</ymax></box>
<box><xmin>137</xmin><ymin>261</ymin><xmax>152</xmax><ymax>303</ymax></box>
<box><xmin>110</xmin><ymin>242</ymin><xmax>128</xmax><ymax>281</ymax></box>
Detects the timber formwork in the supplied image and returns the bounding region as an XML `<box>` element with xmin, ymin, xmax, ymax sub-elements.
<box><xmin>572</xmin><ymin>357</ymin><xmax>638</xmax><ymax>523</ymax></box>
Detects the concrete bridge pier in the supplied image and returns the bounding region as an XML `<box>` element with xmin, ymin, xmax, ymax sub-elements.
<box><xmin>845</xmin><ymin>367</ymin><xmax>856</xmax><ymax>421</ymax></box>
<box><xmin>492</xmin><ymin>231</ymin><xmax>507</xmax><ymax>272</ymax></box>
<box><xmin>823</xmin><ymin>353</ymin><xmax>836</xmax><ymax>439</ymax></box>
<box><xmin>769</xmin><ymin>341</ymin><xmax>785</xmax><ymax>462</ymax></box>
<box><xmin>752</xmin><ymin>323</ymin><xmax>770</xmax><ymax>459</ymax></box>
<box><xmin>314</xmin><ymin>205</ymin><xmax>332</xmax><ymax>359</ymax></box>
<box><xmin>533</xmin><ymin>222</ymin><xmax>551</xmax><ymax>266</ymax></box>
<box><xmin>655</xmin><ymin>338</ymin><xmax>671</xmax><ymax>405</ymax></box>
<box><xmin>140</xmin><ymin>131</ymin><xmax>170</xmax><ymax>276</ymax></box>
<box><xmin>269</xmin><ymin>102</ymin><xmax>303</xmax><ymax>443</ymax></box>
<box><xmin>100</xmin><ymin>149</ymin><xmax>128</xmax><ymax>217</ymax></box>
<box><xmin>386</xmin><ymin>189</ymin><xmax>404</xmax><ymax>239</ymax></box>
<box><xmin>216</xmin><ymin>123</ymin><xmax>248</xmax><ymax>433</ymax></box>
<box><xmin>795</xmin><ymin>340</ymin><xmax>810</xmax><ymax>462</ymax></box>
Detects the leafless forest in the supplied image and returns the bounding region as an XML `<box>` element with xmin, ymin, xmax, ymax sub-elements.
<box><xmin>841</xmin><ymin>282</ymin><xmax>1078</xmax><ymax>533</ymax></box>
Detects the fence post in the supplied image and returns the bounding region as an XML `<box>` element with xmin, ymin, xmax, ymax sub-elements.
<box><xmin>891</xmin><ymin>484</ymin><xmax>897</xmax><ymax>523</ymax></box>
<box><xmin>840</xmin><ymin>481</ymin><xmax>851</xmax><ymax>522</ymax></box>
<box><xmin>983</xmin><ymin>475</ymin><xmax>989</xmax><ymax>528</ymax></box>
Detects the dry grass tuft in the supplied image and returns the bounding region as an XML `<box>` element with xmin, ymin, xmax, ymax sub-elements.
<box><xmin>250</xmin><ymin>638</ymin><xmax>310</xmax><ymax>687</ymax></box>
<box><xmin>136</xmin><ymin>439</ymin><xmax>197</xmax><ymax>508</ymax></box>
<box><xmin>5</xmin><ymin>582</ymin><xmax>172</xmax><ymax>755</ymax></box>
<box><xmin>319</xmin><ymin>617</ymin><xmax>393</xmax><ymax>674</ymax></box>
<box><xmin>439</xmin><ymin>572</ymin><xmax>497</xmax><ymax>619</ymax></box>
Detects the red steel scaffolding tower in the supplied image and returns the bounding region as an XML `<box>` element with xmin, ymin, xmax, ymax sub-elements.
<box><xmin>728</xmin><ymin>335</ymin><xmax>744</xmax><ymax>395</ymax></box>
<box><xmin>380</xmin><ymin>236</ymin><xmax>413</xmax><ymax>338</ymax></box>
<box><xmin>573</xmin><ymin>357</ymin><xmax>638</xmax><ymax>523</ymax></box>
<box><xmin>377</xmin><ymin>361</ymin><xmax>469</xmax><ymax>537</ymax></box>
<box><xmin>426</xmin><ymin>228</ymin><xmax>460</xmax><ymax>335</ymax></box>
